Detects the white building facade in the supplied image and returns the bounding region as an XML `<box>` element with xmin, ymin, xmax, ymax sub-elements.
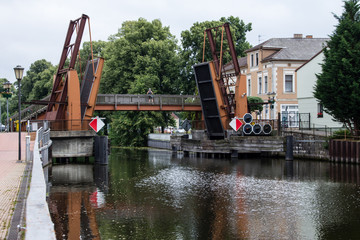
<box><xmin>296</xmin><ymin>50</ymin><xmax>342</xmax><ymax>128</ymax></box>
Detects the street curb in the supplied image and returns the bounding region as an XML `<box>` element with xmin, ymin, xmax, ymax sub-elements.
<box><xmin>7</xmin><ymin>158</ymin><xmax>32</xmax><ymax>240</ymax></box>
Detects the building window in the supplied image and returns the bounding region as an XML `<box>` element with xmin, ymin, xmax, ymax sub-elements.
<box><xmin>281</xmin><ymin>105</ymin><xmax>299</xmax><ymax>128</ymax></box>
<box><xmin>264</xmin><ymin>75</ymin><xmax>268</xmax><ymax>93</ymax></box>
<box><xmin>256</xmin><ymin>52</ymin><xmax>259</xmax><ymax>66</ymax></box>
<box><xmin>258</xmin><ymin>77</ymin><xmax>262</xmax><ymax>94</ymax></box>
<box><xmin>285</xmin><ymin>74</ymin><xmax>293</xmax><ymax>92</ymax></box>
<box><xmin>247</xmin><ymin>78</ymin><xmax>251</xmax><ymax>96</ymax></box>
<box><xmin>251</xmin><ymin>54</ymin><xmax>254</xmax><ymax>67</ymax></box>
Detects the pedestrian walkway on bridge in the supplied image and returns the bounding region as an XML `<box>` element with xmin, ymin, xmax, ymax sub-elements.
<box><xmin>0</xmin><ymin>132</ymin><xmax>32</xmax><ymax>239</ymax></box>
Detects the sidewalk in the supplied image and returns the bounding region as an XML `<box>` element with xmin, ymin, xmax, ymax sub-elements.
<box><xmin>0</xmin><ymin>132</ymin><xmax>31</xmax><ymax>239</ymax></box>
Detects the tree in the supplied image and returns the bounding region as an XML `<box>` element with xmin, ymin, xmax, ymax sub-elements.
<box><xmin>100</xmin><ymin>18</ymin><xmax>181</xmax><ymax>146</ymax></box>
<box><xmin>248</xmin><ymin>96</ymin><xmax>264</xmax><ymax>113</ymax></box>
<box><xmin>100</xmin><ymin>18</ymin><xmax>181</xmax><ymax>95</ymax></box>
<box><xmin>314</xmin><ymin>0</ymin><xmax>360</xmax><ymax>135</ymax></box>
<box><xmin>178</xmin><ymin>16</ymin><xmax>252</xmax><ymax>94</ymax></box>
<box><xmin>20</xmin><ymin>59</ymin><xmax>55</xmax><ymax>102</ymax></box>
<box><xmin>76</xmin><ymin>40</ymin><xmax>108</xmax><ymax>78</ymax></box>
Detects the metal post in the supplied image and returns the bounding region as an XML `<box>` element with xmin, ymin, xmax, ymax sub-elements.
<box><xmin>18</xmin><ymin>79</ymin><xmax>21</xmax><ymax>161</ymax></box>
<box><xmin>285</xmin><ymin>135</ymin><xmax>294</xmax><ymax>161</ymax></box>
<box><xmin>6</xmin><ymin>98</ymin><xmax>9</xmax><ymax>132</ymax></box>
<box><xmin>0</xmin><ymin>101</ymin><xmax>2</xmax><ymax>132</ymax></box>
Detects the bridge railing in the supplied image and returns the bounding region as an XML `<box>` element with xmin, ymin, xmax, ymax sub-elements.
<box><xmin>96</xmin><ymin>94</ymin><xmax>201</xmax><ymax>106</ymax></box>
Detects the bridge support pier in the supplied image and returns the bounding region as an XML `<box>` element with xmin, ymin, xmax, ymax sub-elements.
<box><xmin>94</xmin><ymin>136</ymin><xmax>109</xmax><ymax>165</ymax></box>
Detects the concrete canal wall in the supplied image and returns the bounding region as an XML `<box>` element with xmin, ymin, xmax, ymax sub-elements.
<box><xmin>148</xmin><ymin>133</ymin><xmax>172</xmax><ymax>149</ymax></box>
<box><xmin>26</xmin><ymin>127</ymin><xmax>56</xmax><ymax>240</ymax></box>
<box><xmin>148</xmin><ymin>131</ymin><xmax>284</xmax><ymax>158</ymax></box>
<box><xmin>148</xmin><ymin>131</ymin><xmax>333</xmax><ymax>161</ymax></box>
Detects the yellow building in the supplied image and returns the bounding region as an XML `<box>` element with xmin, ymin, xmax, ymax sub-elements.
<box><xmin>226</xmin><ymin>34</ymin><xmax>328</xmax><ymax>126</ymax></box>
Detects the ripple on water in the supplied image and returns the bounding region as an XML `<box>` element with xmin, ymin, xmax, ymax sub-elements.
<box><xmin>137</xmin><ymin>166</ymin><xmax>360</xmax><ymax>239</ymax></box>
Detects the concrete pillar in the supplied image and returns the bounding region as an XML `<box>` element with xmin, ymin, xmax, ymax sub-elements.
<box><xmin>94</xmin><ymin>136</ymin><xmax>109</xmax><ymax>165</ymax></box>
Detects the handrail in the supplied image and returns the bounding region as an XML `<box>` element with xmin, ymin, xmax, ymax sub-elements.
<box><xmin>11</xmin><ymin>94</ymin><xmax>201</xmax><ymax>121</ymax></box>
<box><xmin>96</xmin><ymin>94</ymin><xmax>200</xmax><ymax>106</ymax></box>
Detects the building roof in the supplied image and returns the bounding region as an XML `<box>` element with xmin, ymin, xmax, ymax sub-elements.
<box><xmin>295</xmin><ymin>49</ymin><xmax>324</xmax><ymax>72</ymax></box>
<box><xmin>246</xmin><ymin>36</ymin><xmax>329</xmax><ymax>62</ymax></box>
<box><xmin>223</xmin><ymin>56</ymin><xmax>247</xmax><ymax>71</ymax></box>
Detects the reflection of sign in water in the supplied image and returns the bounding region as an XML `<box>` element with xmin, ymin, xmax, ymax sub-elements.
<box><xmin>90</xmin><ymin>189</ymin><xmax>105</xmax><ymax>208</ymax></box>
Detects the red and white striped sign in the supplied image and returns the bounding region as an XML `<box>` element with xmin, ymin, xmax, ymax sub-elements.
<box><xmin>229</xmin><ymin>118</ymin><xmax>243</xmax><ymax>131</ymax></box>
<box><xmin>89</xmin><ymin>116</ymin><xmax>105</xmax><ymax>132</ymax></box>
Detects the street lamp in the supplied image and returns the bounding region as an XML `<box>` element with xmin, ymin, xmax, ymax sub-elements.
<box><xmin>3</xmin><ymin>82</ymin><xmax>12</xmax><ymax>132</ymax></box>
<box><xmin>14</xmin><ymin>65</ymin><xmax>24</xmax><ymax>161</ymax></box>
<box><xmin>267</xmin><ymin>92</ymin><xmax>276</xmax><ymax>119</ymax></box>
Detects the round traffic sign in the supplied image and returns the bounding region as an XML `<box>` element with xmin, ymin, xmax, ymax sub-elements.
<box><xmin>253</xmin><ymin>123</ymin><xmax>262</xmax><ymax>135</ymax></box>
<box><xmin>243</xmin><ymin>123</ymin><xmax>252</xmax><ymax>135</ymax></box>
<box><xmin>243</xmin><ymin>113</ymin><xmax>253</xmax><ymax>123</ymax></box>
<box><xmin>263</xmin><ymin>123</ymin><xmax>272</xmax><ymax>134</ymax></box>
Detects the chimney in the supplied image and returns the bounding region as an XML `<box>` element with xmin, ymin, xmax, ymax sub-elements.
<box><xmin>306</xmin><ymin>35</ymin><xmax>313</xmax><ymax>39</ymax></box>
<box><xmin>293</xmin><ymin>34</ymin><xmax>303</xmax><ymax>39</ymax></box>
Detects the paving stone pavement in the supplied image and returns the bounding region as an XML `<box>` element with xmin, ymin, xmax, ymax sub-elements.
<box><xmin>0</xmin><ymin>132</ymin><xmax>29</xmax><ymax>239</ymax></box>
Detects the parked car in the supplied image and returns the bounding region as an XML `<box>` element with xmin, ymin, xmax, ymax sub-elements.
<box><xmin>1</xmin><ymin>124</ymin><xmax>5</xmax><ymax>131</ymax></box>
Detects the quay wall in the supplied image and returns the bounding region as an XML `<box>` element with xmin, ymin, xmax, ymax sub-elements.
<box><xmin>26</xmin><ymin>128</ymin><xmax>56</xmax><ymax>240</ymax></box>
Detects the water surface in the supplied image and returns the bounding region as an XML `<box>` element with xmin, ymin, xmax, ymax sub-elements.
<box><xmin>49</xmin><ymin>149</ymin><xmax>360</xmax><ymax>239</ymax></box>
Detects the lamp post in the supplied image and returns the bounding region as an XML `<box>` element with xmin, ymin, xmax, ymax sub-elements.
<box><xmin>0</xmin><ymin>94</ymin><xmax>2</xmax><ymax>133</ymax></box>
<box><xmin>267</xmin><ymin>92</ymin><xmax>276</xmax><ymax>119</ymax></box>
<box><xmin>3</xmin><ymin>82</ymin><xmax>12</xmax><ymax>132</ymax></box>
<box><xmin>14</xmin><ymin>65</ymin><xmax>24</xmax><ymax>161</ymax></box>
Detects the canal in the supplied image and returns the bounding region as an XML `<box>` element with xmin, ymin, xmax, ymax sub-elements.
<box><xmin>49</xmin><ymin>148</ymin><xmax>360</xmax><ymax>239</ymax></box>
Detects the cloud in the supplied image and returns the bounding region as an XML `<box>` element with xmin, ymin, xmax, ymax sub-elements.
<box><xmin>0</xmin><ymin>0</ymin><xmax>344</xmax><ymax>82</ymax></box>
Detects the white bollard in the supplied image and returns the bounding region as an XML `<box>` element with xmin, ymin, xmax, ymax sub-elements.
<box><xmin>26</xmin><ymin>135</ymin><xmax>31</xmax><ymax>162</ymax></box>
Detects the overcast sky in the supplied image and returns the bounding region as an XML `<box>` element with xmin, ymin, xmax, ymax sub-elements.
<box><xmin>0</xmin><ymin>0</ymin><xmax>344</xmax><ymax>83</ymax></box>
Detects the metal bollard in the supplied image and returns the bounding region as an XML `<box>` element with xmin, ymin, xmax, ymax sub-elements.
<box><xmin>26</xmin><ymin>135</ymin><xmax>31</xmax><ymax>162</ymax></box>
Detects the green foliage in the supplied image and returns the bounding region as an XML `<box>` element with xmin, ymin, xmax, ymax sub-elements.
<box><xmin>109</xmin><ymin>111</ymin><xmax>159</xmax><ymax>146</ymax></box>
<box><xmin>323</xmin><ymin>129</ymin><xmax>351</xmax><ymax>149</ymax></box>
<box><xmin>76</xmin><ymin>40</ymin><xmax>108</xmax><ymax>78</ymax></box>
<box><xmin>179</xmin><ymin>16</ymin><xmax>252</xmax><ymax>94</ymax></box>
<box><xmin>314</xmin><ymin>0</ymin><xmax>360</xmax><ymax>135</ymax></box>
<box><xmin>21</xmin><ymin>59</ymin><xmax>55</xmax><ymax>102</ymax></box>
<box><xmin>248</xmin><ymin>96</ymin><xmax>264</xmax><ymax>113</ymax></box>
<box><xmin>100</xmin><ymin>18</ymin><xmax>181</xmax><ymax>95</ymax></box>
<box><xmin>101</xmin><ymin>18</ymin><xmax>181</xmax><ymax>145</ymax></box>
<box><xmin>331</xmin><ymin>129</ymin><xmax>352</xmax><ymax>139</ymax></box>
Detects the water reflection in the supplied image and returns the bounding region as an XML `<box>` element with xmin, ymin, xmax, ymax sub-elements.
<box><xmin>49</xmin><ymin>164</ymin><xmax>108</xmax><ymax>240</ymax></box>
<box><xmin>49</xmin><ymin>149</ymin><xmax>360</xmax><ymax>239</ymax></box>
